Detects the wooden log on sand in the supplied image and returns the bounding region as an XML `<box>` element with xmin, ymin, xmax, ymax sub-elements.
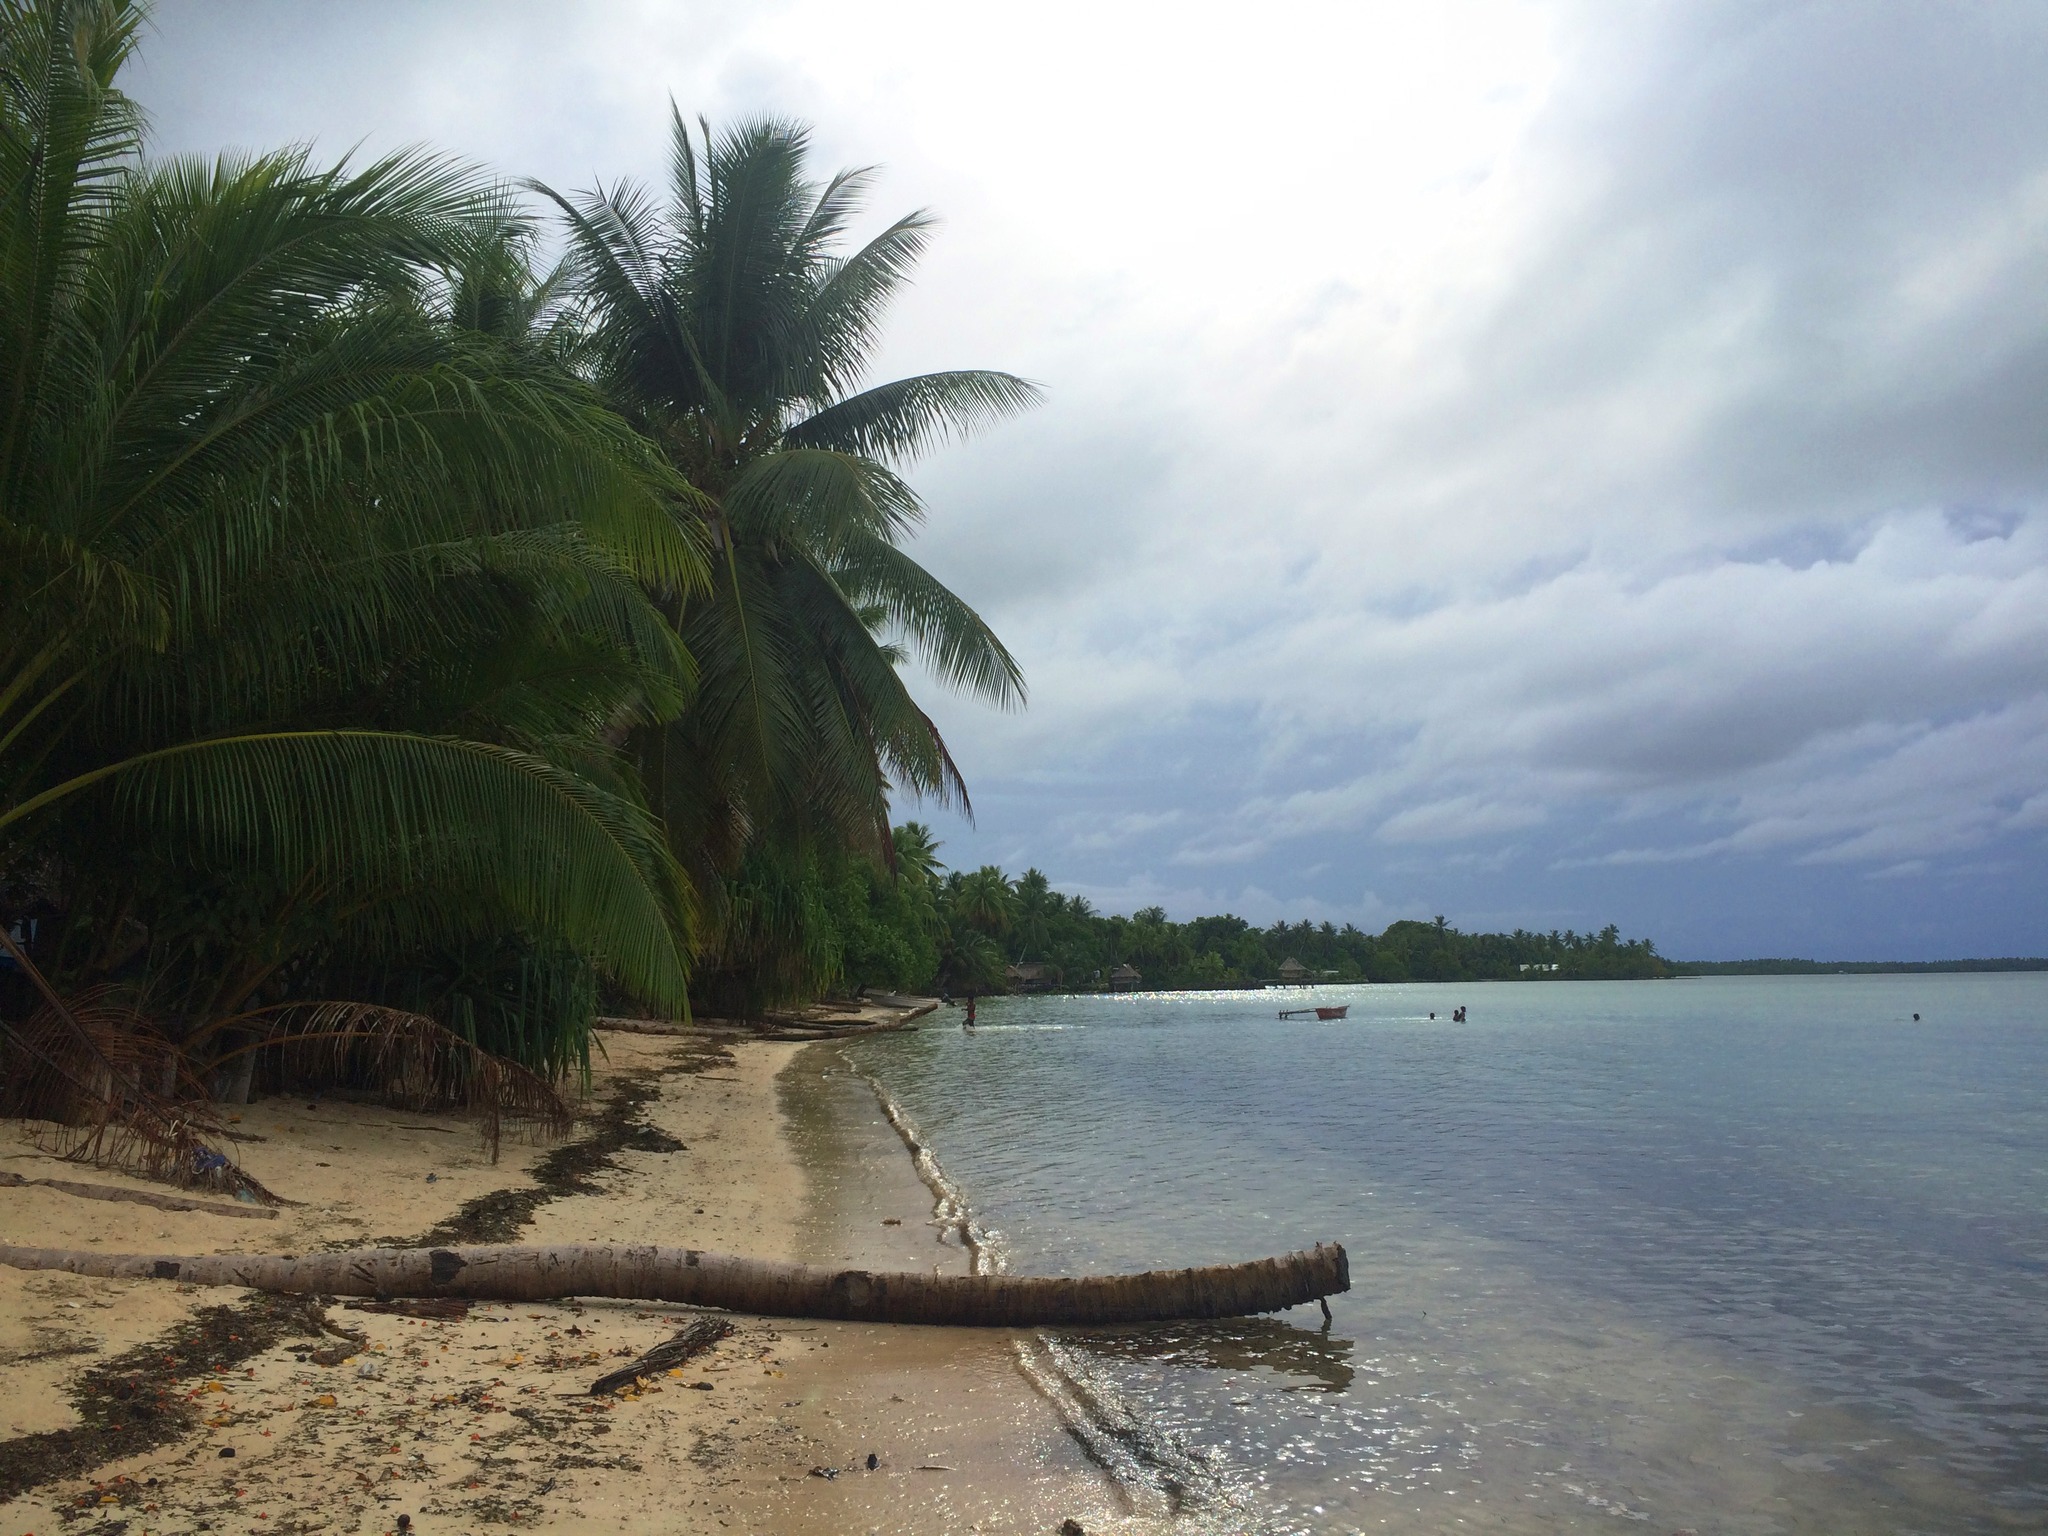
<box><xmin>0</xmin><ymin>1169</ymin><xmax>278</xmax><ymax>1219</ymax></box>
<box><xmin>591</xmin><ymin>1017</ymin><xmax>705</xmax><ymax>1037</ymax></box>
<box><xmin>0</xmin><ymin>1240</ymin><xmax>1348</xmax><ymax>1327</ymax></box>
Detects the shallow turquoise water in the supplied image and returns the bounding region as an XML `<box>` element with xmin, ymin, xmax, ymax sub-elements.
<box><xmin>848</xmin><ymin>975</ymin><xmax>2048</xmax><ymax>1534</ymax></box>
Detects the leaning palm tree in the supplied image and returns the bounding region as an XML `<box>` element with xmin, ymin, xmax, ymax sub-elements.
<box><xmin>542</xmin><ymin>114</ymin><xmax>1035</xmax><ymax>1008</ymax></box>
<box><xmin>0</xmin><ymin>0</ymin><xmax>703</xmax><ymax>1150</ymax></box>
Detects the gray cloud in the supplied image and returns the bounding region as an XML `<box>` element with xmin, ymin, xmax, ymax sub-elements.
<box><xmin>136</xmin><ymin>0</ymin><xmax>2048</xmax><ymax>953</ymax></box>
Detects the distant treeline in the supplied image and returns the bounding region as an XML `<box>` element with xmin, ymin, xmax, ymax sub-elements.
<box><xmin>822</xmin><ymin>842</ymin><xmax>2041</xmax><ymax>992</ymax></box>
<box><xmin>828</xmin><ymin>830</ymin><xmax>1675</xmax><ymax>993</ymax></box>
<box><xmin>1101</xmin><ymin>914</ymin><xmax>1675</xmax><ymax>989</ymax></box>
<box><xmin>1673</xmin><ymin>957</ymin><xmax>2048</xmax><ymax>975</ymax></box>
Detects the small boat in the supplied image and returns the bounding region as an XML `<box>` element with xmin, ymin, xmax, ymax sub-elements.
<box><xmin>1315</xmin><ymin>1005</ymin><xmax>1349</xmax><ymax>1021</ymax></box>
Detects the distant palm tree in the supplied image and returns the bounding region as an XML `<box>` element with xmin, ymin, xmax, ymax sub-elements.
<box><xmin>541</xmin><ymin>114</ymin><xmax>1035</xmax><ymax>999</ymax></box>
<box><xmin>953</xmin><ymin>866</ymin><xmax>1016</xmax><ymax>937</ymax></box>
<box><xmin>891</xmin><ymin>822</ymin><xmax>945</xmax><ymax>887</ymax></box>
<box><xmin>1012</xmin><ymin>868</ymin><xmax>1054</xmax><ymax>959</ymax></box>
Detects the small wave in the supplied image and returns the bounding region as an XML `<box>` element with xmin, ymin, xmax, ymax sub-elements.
<box><xmin>839</xmin><ymin>1050</ymin><xmax>1270</xmax><ymax>1530</ymax></box>
<box><xmin>839</xmin><ymin>1051</ymin><xmax>994</xmax><ymax>1270</ymax></box>
<box><xmin>1016</xmin><ymin>1333</ymin><xmax>1274</xmax><ymax>1528</ymax></box>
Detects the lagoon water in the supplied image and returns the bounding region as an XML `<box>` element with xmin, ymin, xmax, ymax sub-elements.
<box><xmin>846</xmin><ymin>975</ymin><xmax>2048</xmax><ymax>1534</ymax></box>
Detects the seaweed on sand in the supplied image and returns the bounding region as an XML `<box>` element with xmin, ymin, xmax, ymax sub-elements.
<box><xmin>0</xmin><ymin>1294</ymin><xmax>328</xmax><ymax>1503</ymax></box>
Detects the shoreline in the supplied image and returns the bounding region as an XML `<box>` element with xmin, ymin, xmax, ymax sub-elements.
<box><xmin>0</xmin><ymin>1030</ymin><xmax>1155</xmax><ymax>1535</ymax></box>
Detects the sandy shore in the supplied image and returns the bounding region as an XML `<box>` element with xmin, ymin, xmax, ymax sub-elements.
<box><xmin>0</xmin><ymin>1030</ymin><xmax>1161</xmax><ymax>1536</ymax></box>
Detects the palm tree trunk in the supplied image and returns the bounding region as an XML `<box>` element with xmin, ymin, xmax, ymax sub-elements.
<box><xmin>0</xmin><ymin>1241</ymin><xmax>1348</xmax><ymax>1326</ymax></box>
<box><xmin>213</xmin><ymin>1030</ymin><xmax>259</xmax><ymax>1104</ymax></box>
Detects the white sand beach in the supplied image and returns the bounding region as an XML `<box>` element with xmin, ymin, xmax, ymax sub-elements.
<box><xmin>1</xmin><ymin>1031</ymin><xmax>1160</xmax><ymax>1536</ymax></box>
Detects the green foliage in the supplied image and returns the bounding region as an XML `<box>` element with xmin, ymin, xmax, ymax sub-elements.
<box><xmin>0</xmin><ymin>0</ymin><xmax>697</xmax><ymax>1087</ymax></box>
<box><xmin>692</xmin><ymin>841</ymin><xmax>841</xmax><ymax>1017</ymax></box>
<box><xmin>316</xmin><ymin>935</ymin><xmax>599</xmax><ymax>1086</ymax></box>
<box><xmin>540</xmin><ymin>114</ymin><xmax>1033</xmax><ymax>1011</ymax></box>
<box><xmin>825</xmin><ymin>857</ymin><xmax>940</xmax><ymax>996</ymax></box>
<box><xmin>803</xmin><ymin>837</ymin><xmax>1674</xmax><ymax>993</ymax></box>
<box><xmin>773</xmin><ymin>830</ymin><xmax>1673</xmax><ymax>999</ymax></box>
<box><xmin>0</xmin><ymin>7</ymin><xmax>1035</xmax><ymax>1103</ymax></box>
<box><xmin>951</xmin><ymin>866</ymin><xmax>1017</xmax><ymax>936</ymax></box>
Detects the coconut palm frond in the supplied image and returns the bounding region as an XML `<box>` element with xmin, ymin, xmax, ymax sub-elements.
<box><xmin>0</xmin><ymin>980</ymin><xmax>274</xmax><ymax>1203</ymax></box>
<box><xmin>828</xmin><ymin>528</ymin><xmax>1026</xmax><ymax>709</ymax></box>
<box><xmin>783</xmin><ymin>370</ymin><xmax>1040</xmax><ymax>463</ymax></box>
<box><xmin>722</xmin><ymin>445</ymin><xmax>924</xmax><ymax>546</ymax></box>
<box><xmin>2</xmin><ymin>5</ymin><xmax>701</xmax><ymax>1068</ymax></box>
<box><xmin>65</xmin><ymin>730</ymin><xmax>694</xmax><ymax>1012</ymax></box>
<box><xmin>214</xmin><ymin>1001</ymin><xmax>574</xmax><ymax>1160</ymax></box>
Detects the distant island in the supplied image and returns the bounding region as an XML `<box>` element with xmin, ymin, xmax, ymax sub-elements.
<box><xmin>1671</xmin><ymin>957</ymin><xmax>2048</xmax><ymax>976</ymax></box>
<box><xmin>830</xmin><ymin>833</ymin><xmax>2047</xmax><ymax>994</ymax></box>
<box><xmin>841</xmin><ymin>835</ymin><xmax>1675</xmax><ymax>992</ymax></box>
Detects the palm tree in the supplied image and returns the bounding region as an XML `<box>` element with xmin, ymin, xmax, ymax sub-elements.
<box><xmin>1012</xmin><ymin>867</ymin><xmax>1054</xmax><ymax>960</ymax></box>
<box><xmin>542</xmin><ymin>113</ymin><xmax>1035</xmax><ymax>1006</ymax></box>
<box><xmin>0</xmin><ymin>0</ymin><xmax>700</xmax><ymax>1102</ymax></box>
<box><xmin>953</xmin><ymin>866</ymin><xmax>1016</xmax><ymax>937</ymax></box>
<box><xmin>890</xmin><ymin>821</ymin><xmax>945</xmax><ymax>888</ymax></box>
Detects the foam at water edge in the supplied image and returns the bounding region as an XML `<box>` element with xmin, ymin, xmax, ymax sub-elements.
<box><xmin>838</xmin><ymin>1048</ymin><xmax>1275</xmax><ymax>1532</ymax></box>
<box><xmin>838</xmin><ymin>1050</ymin><xmax>993</xmax><ymax>1271</ymax></box>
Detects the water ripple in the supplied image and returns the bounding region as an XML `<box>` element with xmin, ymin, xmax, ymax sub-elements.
<box><xmin>852</xmin><ymin>976</ymin><xmax>2048</xmax><ymax>1534</ymax></box>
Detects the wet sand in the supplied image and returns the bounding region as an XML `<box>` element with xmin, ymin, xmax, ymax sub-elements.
<box><xmin>0</xmin><ymin>1030</ymin><xmax>1159</xmax><ymax>1535</ymax></box>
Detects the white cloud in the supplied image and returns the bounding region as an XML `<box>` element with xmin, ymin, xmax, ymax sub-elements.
<box><xmin>1061</xmin><ymin>810</ymin><xmax>1183</xmax><ymax>852</ymax></box>
<box><xmin>1377</xmin><ymin>798</ymin><xmax>1549</xmax><ymax>845</ymax></box>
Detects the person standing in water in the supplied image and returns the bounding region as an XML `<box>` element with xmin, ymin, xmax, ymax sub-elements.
<box><xmin>964</xmin><ymin>994</ymin><xmax>978</xmax><ymax>1031</ymax></box>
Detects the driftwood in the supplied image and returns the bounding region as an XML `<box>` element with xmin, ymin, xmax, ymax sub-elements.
<box><xmin>592</xmin><ymin>1017</ymin><xmax>708</xmax><ymax>1038</ymax></box>
<box><xmin>632</xmin><ymin>997</ymin><xmax>940</xmax><ymax>1044</ymax></box>
<box><xmin>0</xmin><ymin>1240</ymin><xmax>1349</xmax><ymax>1327</ymax></box>
<box><xmin>588</xmin><ymin>1317</ymin><xmax>733</xmax><ymax>1393</ymax></box>
<box><xmin>865</xmin><ymin>994</ymin><xmax>939</xmax><ymax>1014</ymax></box>
<box><xmin>343</xmin><ymin>1297</ymin><xmax>471</xmax><ymax>1320</ymax></box>
<box><xmin>0</xmin><ymin>1168</ymin><xmax>278</xmax><ymax>1219</ymax></box>
<box><xmin>752</xmin><ymin>1018</ymin><xmax>921</xmax><ymax>1042</ymax></box>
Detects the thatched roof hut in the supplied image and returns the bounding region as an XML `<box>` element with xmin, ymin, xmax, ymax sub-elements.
<box><xmin>1004</xmin><ymin>960</ymin><xmax>1062</xmax><ymax>993</ymax></box>
<box><xmin>1277</xmin><ymin>956</ymin><xmax>1309</xmax><ymax>983</ymax></box>
<box><xmin>1107</xmin><ymin>963</ymin><xmax>1143</xmax><ymax>992</ymax></box>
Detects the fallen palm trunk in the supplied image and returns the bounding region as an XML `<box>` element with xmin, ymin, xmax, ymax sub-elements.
<box><xmin>0</xmin><ymin>1240</ymin><xmax>1347</xmax><ymax>1327</ymax></box>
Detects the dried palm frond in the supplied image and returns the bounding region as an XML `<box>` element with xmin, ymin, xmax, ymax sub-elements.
<box><xmin>0</xmin><ymin>981</ymin><xmax>276</xmax><ymax>1204</ymax></box>
<box><xmin>212</xmin><ymin>1001</ymin><xmax>575</xmax><ymax>1159</ymax></box>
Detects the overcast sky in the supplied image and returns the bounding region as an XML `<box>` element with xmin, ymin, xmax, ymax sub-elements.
<box><xmin>139</xmin><ymin>0</ymin><xmax>2048</xmax><ymax>958</ymax></box>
